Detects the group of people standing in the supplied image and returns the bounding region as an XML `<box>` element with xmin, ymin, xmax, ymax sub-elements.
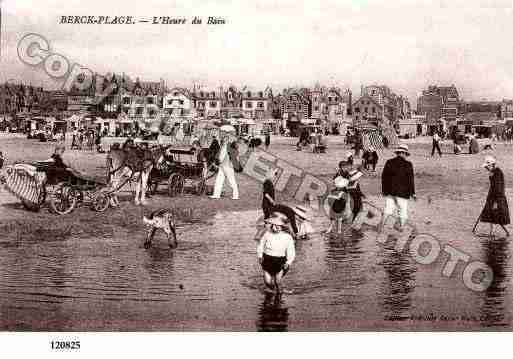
<box><xmin>256</xmin><ymin>136</ymin><xmax>511</xmax><ymax>295</ymax></box>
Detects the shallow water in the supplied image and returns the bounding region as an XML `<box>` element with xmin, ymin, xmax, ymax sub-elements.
<box><xmin>0</xmin><ymin>208</ymin><xmax>511</xmax><ymax>331</ymax></box>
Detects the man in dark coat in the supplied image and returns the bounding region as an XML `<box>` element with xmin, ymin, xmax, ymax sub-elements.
<box><xmin>380</xmin><ymin>144</ymin><xmax>416</xmax><ymax>231</ymax></box>
<box><xmin>477</xmin><ymin>156</ymin><xmax>510</xmax><ymax>237</ymax></box>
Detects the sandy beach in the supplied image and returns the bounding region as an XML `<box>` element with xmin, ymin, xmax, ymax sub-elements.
<box><xmin>0</xmin><ymin>133</ymin><xmax>511</xmax><ymax>330</ymax></box>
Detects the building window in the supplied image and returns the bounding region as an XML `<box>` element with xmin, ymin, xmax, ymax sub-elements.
<box><xmin>355</xmin><ymin>107</ymin><xmax>360</xmax><ymax>113</ymax></box>
<box><xmin>174</xmin><ymin>92</ymin><xmax>179</xmax><ymax>96</ymax></box>
<box><xmin>123</xmin><ymin>97</ymin><xmax>131</xmax><ymax>105</ymax></box>
<box><xmin>135</xmin><ymin>107</ymin><xmax>143</xmax><ymax>115</ymax></box>
<box><xmin>246</xmin><ymin>101</ymin><xmax>253</xmax><ymax>108</ymax></box>
<box><xmin>200</xmin><ymin>92</ymin><xmax>204</xmax><ymax>98</ymax></box>
<box><xmin>179</xmin><ymin>100</ymin><xmax>184</xmax><ymax>105</ymax></box>
<box><xmin>314</xmin><ymin>106</ymin><xmax>319</xmax><ymax>111</ymax></box>
<box><xmin>198</xmin><ymin>101</ymin><xmax>205</xmax><ymax>108</ymax></box>
<box><xmin>209</xmin><ymin>101</ymin><xmax>217</xmax><ymax>108</ymax></box>
<box><xmin>148</xmin><ymin>110</ymin><xmax>156</xmax><ymax>118</ymax></box>
<box><xmin>167</xmin><ymin>99</ymin><xmax>173</xmax><ymax>105</ymax></box>
<box><xmin>364</xmin><ymin>107</ymin><xmax>368</xmax><ymax>113</ymax></box>
<box><xmin>147</xmin><ymin>97</ymin><xmax>154</xmax><ymax>104</ymax></box>
<box><xmin>211</xmin><ymin>92</ymin><xmax>215</xmax><ymax>98</ymax></box>
<box><xmin>257</xmin><ymin>101</ymin><xmax>264</xmax><ymax>108</ymax></box>
<box><xmin>372</xmin><ymin>107</ymin><xmax>376</xmax><ymax>113</ymax></box>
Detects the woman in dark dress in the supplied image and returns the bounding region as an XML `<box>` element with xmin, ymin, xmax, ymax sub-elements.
<box><xmin>479</xmin><ymin>156</ymin><xmax>510</xmax><ymax>237</ymax></box>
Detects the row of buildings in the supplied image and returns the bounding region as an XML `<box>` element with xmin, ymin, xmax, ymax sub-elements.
<box><xmin>5</xmin><ymin>76</ymin><xmax>513</xmax><ymax>137</ymax></box>
<box><xmin>1</xmin><ymin>75</ymin><xmax>415</xmax><ymax>133</ymax></box>
<box><xmin>416</xmin><ymin>84</ymin><xmax>513</xmax><ymax>136</ymax></box>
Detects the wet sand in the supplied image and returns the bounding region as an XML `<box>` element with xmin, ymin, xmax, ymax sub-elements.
<box><xmin>0</xmin><ymin>134</ymin><xmax>511</xmax><ymax>330</ymax></box>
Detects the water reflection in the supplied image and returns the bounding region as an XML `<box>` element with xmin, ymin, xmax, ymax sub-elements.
<box><xmin>480</xmin><ymin>237</ymin><xmax>509</xmax><ymax>328</ymax></box>
<box><xmin>256</xmin><ymin>292</ymin><xmax>289</xmax><ymax>331</ymax></box>
<box><xmin>378</xmin><ymin>239</ymin><xmax>417</xmax><ymax>321</ymax></box>
<box><xmin>324</xmin><ymin>230</ymin><xmax>365</xmax><ymax>286</ymax></box>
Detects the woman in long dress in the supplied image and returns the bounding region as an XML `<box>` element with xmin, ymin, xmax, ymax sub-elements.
<box><xmin>479</xmin><ymin>156</ymin><xmax>510</xmax><ymax>237</ymax></box>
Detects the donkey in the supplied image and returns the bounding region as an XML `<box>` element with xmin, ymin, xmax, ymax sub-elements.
<box><xmin>107</xmin><ymin>143</ymin><xmax>163</xmax><ymax>206</ymax></box>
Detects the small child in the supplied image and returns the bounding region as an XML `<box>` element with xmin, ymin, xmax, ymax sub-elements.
<box><xmin>257</xmin><ymin>212</ymin><xmax>296</xmax><ymax>295</ymax></box>
<box><xmin>326</xmin><ymin>177</ymin><xmax>351</xmax><ymax>233</ymax></box>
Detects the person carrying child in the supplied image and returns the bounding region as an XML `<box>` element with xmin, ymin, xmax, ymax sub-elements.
<box><xmin>257</xmin><ymin>212</ymin><xmax>296</xmax><ymax>295</ymax></box>
<box><xmin>326</xmin><ymin>177</ymin><xmax>352</xmax><ymax>233</ymax></box>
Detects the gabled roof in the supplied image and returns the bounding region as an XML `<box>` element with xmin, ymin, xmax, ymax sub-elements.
<box><xmin>165</xmin><ymin>87</ymin><xmax>193</xmax><ymax>99</ymax></box>
<box><xmin>353</xmin><ymin>95</ymin><xmax>382</xmax><ymax>108</ymax></box>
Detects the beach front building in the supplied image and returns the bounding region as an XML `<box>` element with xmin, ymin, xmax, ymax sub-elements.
<box><xmin>163</xmin><ymin>87</ymin><xmax>195</xmax><ymax>119</ymax></box>
<box><xmin>193</xmin><ymin>88</ymin><xmax>222</xmax><ymax>119</ymax></box>
<box><xmin>352</xmin><ymin>95</ymin><xmax>383</xmax><ymax>128</ymax></box>
<box><xmin>361</xmin><ymin>85</ymin><xmax>398</xmax><ymax>127</ymax></box>
<box><xmin>500</xmin><ymin>99</ymin><xmax>513</xmax><ymax>122</ymax></box>
<box><xmin>278</xmin><ymin>89</ymin><xmax>310</xmax><ymax>135</ymax></box>
<box><xmin>240</xmin><ymin>87</ymin><xmax>272</xmax><ymax>120</ymax></box>
<box><xmin>417</xmin><ymin>85</ymin><xmax>463</xmax><ymax>135</ymax></box>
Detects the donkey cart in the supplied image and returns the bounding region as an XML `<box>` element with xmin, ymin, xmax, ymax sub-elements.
<box><xmin>148</xmin><ymin>147</ymin><xmax>213</xmax><ymax>197</ymax></box>
<box><xmin>3</xmin><ymin>161</ymin><xmax>111</xmax><ymax>215</ymax></box>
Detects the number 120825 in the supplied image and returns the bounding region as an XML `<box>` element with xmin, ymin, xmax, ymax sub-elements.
<box><xmin>51</xmin><ymin>341</ymin><xmax>80</xmax><ymax>350</ymax></box>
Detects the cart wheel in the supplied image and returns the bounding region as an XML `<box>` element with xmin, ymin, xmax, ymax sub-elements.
<box><xmin>50</xmin><ymin>184</ymin><xmax>78</xmax><ymax>215</ymax></box>
<box><xmin>168</xmin><ymin>173</ymin><xmax>184</xmax><ymax>197</ymax></box>
<box><xmin>91</xmin><ymin>192</ymin><xmax>110</xmax><ymax>213</ymax></box>
<box><xmin>195</xmin><ymin>179</ymin><xmax>206</xmax><ymax>195</ymax></box>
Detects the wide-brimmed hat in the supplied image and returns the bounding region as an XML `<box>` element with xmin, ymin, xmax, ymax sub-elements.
<box><xmin>292</xmin><ymin>205</ymin><xmax>312</xmax><ymax>221</ymax></box>
<box><xmin>334</xmin><ymin>176</ymin><xmax>349</xmax><ymax>189</ymax></box>
<box><xmin>265</xmin><ymin>212</ymin><xmax>289</xmax><ymax>227</ymax></box>
<box><xmin>482</xmin><ymin>155</ymin><xmax>496</xmax><ymax>168</ymax></box>
<box><xmin>349</xmin><ymin>169</ymin><xmax>363</xmax><ymax>182</ymax></box>
<box><xmin>394</xmin><ymin>144</ymin><xmax>410</xmax><ymax>156</ymax></box>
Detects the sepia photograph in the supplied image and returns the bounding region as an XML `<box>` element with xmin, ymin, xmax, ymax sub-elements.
<box><xmin>1</xmin><ymin>0</ymin><xmax>513</xmax><ymax>354</ymax></box>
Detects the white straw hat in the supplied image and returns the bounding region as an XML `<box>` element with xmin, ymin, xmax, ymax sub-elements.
<box><xmin>482</xmin><ymin>155</ymin><xmax>496</xmax><ymax>168</ymax></box>
<box><xmin>394</xmin><ymin>144</ymin><xmax>410</xmax><ymax>156</ymax></box>
<box><xmin>265</xmin><ymin>212</ymin><xmax>289</xmax><ymax>227</ymax></box>
<box><xmin>334</xmin><ymin>176</ymin><xmax>349</xmax><ymax>188</ymax></box>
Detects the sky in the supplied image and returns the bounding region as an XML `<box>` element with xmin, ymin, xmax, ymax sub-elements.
<box><xmin>1</xmin><ymin>0</ymin><xmax>513</xmax><ymax>106</ymax></box>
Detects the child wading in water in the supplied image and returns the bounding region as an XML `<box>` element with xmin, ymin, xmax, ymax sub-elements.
<box><xmin>257</xmin><ymin>213</ymin><xmax>296</xmax><ymax>295</ymax></box>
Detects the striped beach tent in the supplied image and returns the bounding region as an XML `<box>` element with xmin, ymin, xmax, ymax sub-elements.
<box><xmin>361</xmin><ymin>129</ymin><xmax>384</xmax><ymax>151</ymax></box>
<box><xmin>3</xmin><ymin>164</ymin><xmax>46</xmax><ymax>210</ymax></box>
<box><xmin>360</xmin><ymin>122</ymin><xmax>399</xmax><ymax>151</ymax></box>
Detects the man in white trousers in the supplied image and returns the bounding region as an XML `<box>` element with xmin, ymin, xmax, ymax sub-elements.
<box><xmin>210</xmin><ymin>134</ymin><xmax>239</xmax><ymax>200</ymax></box>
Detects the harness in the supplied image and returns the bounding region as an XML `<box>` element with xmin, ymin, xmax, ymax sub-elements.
<box><xmin>106</xmin><ymin>144</ymin><xmax>171</xmax><ymax>194</ymax></box>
